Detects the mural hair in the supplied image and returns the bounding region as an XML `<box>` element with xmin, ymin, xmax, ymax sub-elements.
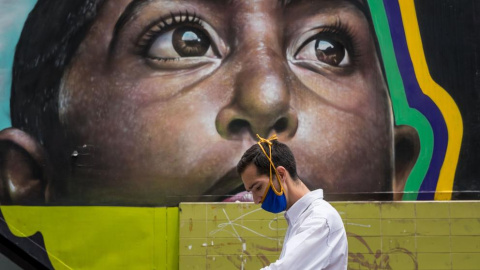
<box><xmin>11</xmin><ymin>0</ymin><xmax>106</xmax><ymax>144</ymax></box>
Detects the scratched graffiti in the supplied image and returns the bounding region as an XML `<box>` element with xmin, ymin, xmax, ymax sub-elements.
<box><xmin>180</xmin><ymin>203</ymin><xmax>423</xmax><ymax>270</ymax></box>
<box><xmin>347</xmin><ymin>232</ymin><xmax>418</xmax><ymax>270</ymax></box>
<box><xmin>209</xmin><ymin>208</ymin><xmax>285</xmax><ymax>241</ymax></box>
<box><xmin>205</xmin><ymin>211</ymin><xmax>418</xmax><ymax>269</ymax></box>
<box><xmin>207</xmin><ymin>207</ymin><xmax>285</xmax><ymax>269</ymax></box>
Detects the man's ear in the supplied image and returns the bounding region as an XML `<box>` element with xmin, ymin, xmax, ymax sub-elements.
<box><xmin>0</xmin><ymin>128</ymin><xmax>51</xmax><ymax>205</ymax></box>
<box><xmin>276</xmin><ymin>166</ymin><xmax>288</xmax><ymax>184</ymax></box>
<box><xmin>393</xmin><ymin>125</ymin><xmax>420</xmax><ymax>200</ymax></box>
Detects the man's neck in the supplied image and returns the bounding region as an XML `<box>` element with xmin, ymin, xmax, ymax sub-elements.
<box><xmin>285</xmin><ymin>178</ymin><xmax>311</xmax><ymax>210</ymax></box>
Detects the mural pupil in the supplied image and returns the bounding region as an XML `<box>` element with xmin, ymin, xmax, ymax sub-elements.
<box><xmin>172</xmin><ymin>26</ymin><xmax>210</xmax><ymax>57</ymax></box>
<box><xmin>315</xmin><ymin>39</ymin><xmax>345</xmax><ymax>66</ymax></box>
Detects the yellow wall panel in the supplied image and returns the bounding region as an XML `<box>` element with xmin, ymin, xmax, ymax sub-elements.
<box><xmin>180</xmin><ymin>201</ymin><xmax>480</xmax><ymax>269</ymax></box>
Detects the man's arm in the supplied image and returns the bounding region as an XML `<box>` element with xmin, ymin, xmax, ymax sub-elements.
<box><xmin>261</xmin><ymin>214</ymin><xmax>347</xmax><ymax>270</ymax></box>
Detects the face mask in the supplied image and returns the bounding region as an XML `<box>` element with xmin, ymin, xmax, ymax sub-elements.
<box><xmin>256</xmin><ymin>134</ymin><xmax>287</xmax><ymax>213</ymax></box>
<box><xmin>261</xmin><ymin>183</ymin><xmax>287</xmax><ymax>213</ymax></box>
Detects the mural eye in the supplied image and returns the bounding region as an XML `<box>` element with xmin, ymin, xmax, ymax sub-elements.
<box><xmin>148</xmin><ymin>25</ymin><xmax>216</xmax><ymax>59</ymax></box>
<box><xmin>295</xmin><ymin>36</ymin><xmax>351</xmax><ymax>67</ymax></box>
<box><xmin>172</xmin><ymin>26</ymin><xmax>211</xmax><ymax>56</ymax></box>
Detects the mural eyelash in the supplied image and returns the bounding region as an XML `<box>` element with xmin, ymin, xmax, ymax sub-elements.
<box><xmin>329</xmin><ymin>19</ymin><xmax>359</xmax><ymax>59</ymax></box>
<box><xmin>295</xmin><ymin>19</ymin><xmax>361</xmax><ymax>66</ymax></box>
<box><xmin>136</xmin><ymin>10</ymin><xmax>204</xmax><ymax>57</ymax></box>
<box><xmin>136</xmin><ymin>12</ymin><xmax>361</xmax><ymax>68</ymax></box>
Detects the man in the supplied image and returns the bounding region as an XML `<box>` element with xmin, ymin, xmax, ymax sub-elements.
<box><xmin>237</xmin><ymin>134</ymin><xmax>348</xmax><ymax>269</ymax></box>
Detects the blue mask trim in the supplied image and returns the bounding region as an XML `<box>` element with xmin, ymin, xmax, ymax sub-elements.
<box><xmin>261</xmin><ymin>184</ymin><xmax>287</xmax><ymax>213</ymax></box>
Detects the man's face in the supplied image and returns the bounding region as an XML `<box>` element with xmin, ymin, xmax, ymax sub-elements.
<box><xmin>59</xmin><ymin>0</ymin><xmax>392</xmax><ymax>205</ymax></box>
<box><xmin>240</xmin><ymin>164</ymin><xmax>271</xmax><ymax>205</ymax></box>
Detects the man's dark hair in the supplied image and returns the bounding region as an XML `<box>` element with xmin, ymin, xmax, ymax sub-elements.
<box><xmin>237</xmin><ymin>140</ymin><xmax>298</xmax><ymax>180</ymax></box>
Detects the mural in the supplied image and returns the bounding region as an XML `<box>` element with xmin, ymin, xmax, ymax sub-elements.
<box><xmin>0</xmin><ymin>0</ymin><xmax>478</xmax><ymax>206</ymax></box>
<box><xmin>0</xmin><ymin>0</ymin><xmax>478</xmax><ymax>268</ymax></box>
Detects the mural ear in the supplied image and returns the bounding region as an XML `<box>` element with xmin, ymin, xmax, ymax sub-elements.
<box><xmin>393</xmin><ymin>125</ymin><xmax>420</xmax><ymax>200</ymax></box>
<box><xmin>0</xmin><ymin>128</ymin><xmax>50</xmax><ymax>205</ymax></box>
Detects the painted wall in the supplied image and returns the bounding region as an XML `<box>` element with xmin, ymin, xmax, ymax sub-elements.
<box><xmin>0</xmin><ymin>206</ymin><xmax>180</xmax><ymax>269</ymax></box>
<box><xmin>1</xmin><ymin>202</ymin><xmax>479</xmax><ymax>269</ymax></box>
<box><xmin>179</xmin><ymin>202</ymin><xmax>480</xmax><ymax>270</ymax></box>
<box><xmin>0</xmin><ymin>0</ymin><xmax>478</xmax><ymax>268</ymax></box>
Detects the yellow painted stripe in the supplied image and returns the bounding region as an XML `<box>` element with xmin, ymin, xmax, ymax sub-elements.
<box><xmin>398</xmin><ymin>0</ymin><xmax>463</xmax><ymax>200</ymax></box>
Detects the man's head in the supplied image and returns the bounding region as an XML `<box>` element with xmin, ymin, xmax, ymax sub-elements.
<box><xmin>237</xmin><ymin>139</ymin><xmax>298</xmax><ymax>204</ymax></box>
<box><xmin>237</xmin><ymin>139</ymin><xmax>298</xmax><ymax>181</ymax></box>
<box><xmin>0</xmin><ymin>0</ymin><xmax>419</xmax><ymax>206</ymax></box>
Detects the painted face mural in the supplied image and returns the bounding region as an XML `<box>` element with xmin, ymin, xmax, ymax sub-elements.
<box><xmin>0</xmin><ymin>0</ymin><xmax>409</xmax><ymax>206</ymax></box>
<box><xmin>0</xmin><ymin>1</ymin><xmax>478</xmax><ymax>204</ymax></box>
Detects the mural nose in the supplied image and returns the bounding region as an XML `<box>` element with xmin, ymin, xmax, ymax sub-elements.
<box><xmin>216</xmin><ymin>106</ymin><xmax>298</xmax><ymax>140</ymax></box>
<box><xmin>216</xmin><ymin>59</ymin><xmax>298</xmax><ymax>140</ymax></box>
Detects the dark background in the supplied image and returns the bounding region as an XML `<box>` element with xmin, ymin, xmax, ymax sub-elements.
<box><xmin>415</xmin><ymin>0</ymin><xmax>480</xmax><ymax>199</ymax></box>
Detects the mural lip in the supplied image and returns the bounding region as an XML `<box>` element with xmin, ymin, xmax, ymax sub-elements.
<box><xmin>201</xmin><ymin>167</ymin><xmax>246</xmax><ymax>202</ymax></box>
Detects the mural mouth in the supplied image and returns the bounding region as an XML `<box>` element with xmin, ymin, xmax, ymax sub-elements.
<box><xmin>201</xmin><ymin>167</ymin><xmax>252</xmax><ymax>202</ymax></box>
<box><xmin>222</xmin><ymin>191</ymin><xmax>253</xmax><ymax>202</ymax></box>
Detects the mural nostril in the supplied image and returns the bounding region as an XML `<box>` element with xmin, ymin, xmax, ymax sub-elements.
<box><xmin>273</xmin><ymin>117</ymin><xmax>289</xmax><ymax>133</ymax></box>
<box><xmin>227</xmin><ymin>119</ymin><xmax>251</xmax><ymax>136</ymax></box>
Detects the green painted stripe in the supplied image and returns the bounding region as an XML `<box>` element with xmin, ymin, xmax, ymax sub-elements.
<box><xmin>367</xmin><ymin>0</ymin><xmax>433</xmax><ymax>200</ymax></box>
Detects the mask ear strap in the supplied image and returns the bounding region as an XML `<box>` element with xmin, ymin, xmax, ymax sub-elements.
<box><xmin>259</xmin><ymin>180</ymin><xmax>271</xmax><ymax>203</ymax></box>
<box><xmin>256</xmin><ymin>134</ymin><xmax>284</xmax><ymax>196</ymax></box>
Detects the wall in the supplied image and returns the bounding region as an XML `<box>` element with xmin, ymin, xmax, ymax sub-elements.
<box><xmin>2</xmin><ymin>201</ymin><xmax>479</xmax><ymax>269</ymax></box>
<box><xmin>179</xmin><ymin>202</ymin><xmax>480</xmax><ymax>269</ymax></box>
<box><xmin>0</xmin><ymin>206</ymin><xmax>179</xmax><ymax>269</ymax></box>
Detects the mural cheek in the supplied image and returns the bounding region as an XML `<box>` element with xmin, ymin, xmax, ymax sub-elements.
<box><xmin>290</xmin><ymin>95</ymin><xmax>391</xmax><ymax>196</ymax></box>
<box><xmin>103</xmin><ymin>92</ymin><xmax>240</xmax><ymax>201</ymax></box>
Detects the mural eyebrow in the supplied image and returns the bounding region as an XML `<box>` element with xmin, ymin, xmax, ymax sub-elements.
<box><xmin>108</xmin><ymin>0</ymin><xmax>151</xmax><ymax>58</ymax></box>
<box><xmin>344</xmin><ymin>0</ymin><xmax>369</xmax><ymax>20</ymax></box>
<box><xmin>283</xmin><ymin>0</ymin><xmax>369</xmax><ymax>20</ymax></box>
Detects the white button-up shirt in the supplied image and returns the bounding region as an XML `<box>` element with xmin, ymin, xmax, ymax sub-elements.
<box><xmin>261</xmin><ymin>189</ymin><xmax>348</xmax><ymax>270</ymax></box>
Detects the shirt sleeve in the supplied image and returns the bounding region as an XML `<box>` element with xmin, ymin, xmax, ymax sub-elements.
<box><xmin>261</xmin><ymin>214</ymin><xmax>347</xmax><ymax>270</ymax></box>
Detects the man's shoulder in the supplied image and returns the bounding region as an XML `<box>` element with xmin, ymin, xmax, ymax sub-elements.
<box><xmin>309</xmin><ymin>199</ymin><xmax>340</xmax><ymax>217</ymax></box>
<box><xmin>307</xmin><ymin>199</ymin><xmax>344</xmax><ymax>231</ymax></box>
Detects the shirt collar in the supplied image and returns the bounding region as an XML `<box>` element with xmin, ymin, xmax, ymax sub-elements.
<box><xmin>284</xmin><ymin>189</ymin><xmax>323</xmax><ymax>225</ymax></box>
